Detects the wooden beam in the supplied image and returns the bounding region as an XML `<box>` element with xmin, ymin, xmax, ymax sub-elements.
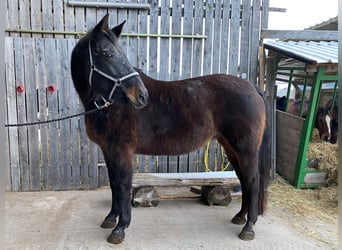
<box><xmin>261</xmin><ymin>29</ymin><xmax>338</xmax><ymax>41</ymax></box>
<box><xmin>132</xmin><ymin>172</ymin><xmax>240</xmax><ymax>188</ymax></box>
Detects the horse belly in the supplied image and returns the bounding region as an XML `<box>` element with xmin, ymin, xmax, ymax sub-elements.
<box><xmin>135</xmin><ymin>129</ymin><xmax>213</xmax><ymax>156</ymax></box>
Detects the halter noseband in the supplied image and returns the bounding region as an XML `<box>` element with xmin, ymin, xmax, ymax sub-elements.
<box><xmin>88</xmin><ymin>41</ymin><xmax>140</xmax><ymax>109</ymax></box>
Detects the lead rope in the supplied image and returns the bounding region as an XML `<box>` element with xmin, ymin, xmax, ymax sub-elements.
<box><xmin>4</xmin><ymin>108</ymin><xmax>100</xmax><ymax>127</ymax></box>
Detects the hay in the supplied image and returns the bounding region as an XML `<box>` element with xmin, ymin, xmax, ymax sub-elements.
<box><xmin>269</xmin><ymin>175</ymin><xmax>338</xmax><ymax>216</ymax></box>
<box><xmin>307</xmin><ymin>129</ymin><xmax>338</xmax><ymax>185</ymax></box>
<box><xmin>268</xmin><ymin>176</ymin><xmax>338</xmax><ymax>249</ymax></box>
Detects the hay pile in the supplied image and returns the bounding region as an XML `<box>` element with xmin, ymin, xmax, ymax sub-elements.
<box><xmin>307</xmin><ymin>130</ymin><xmax>338</xmax><ymax>185</ymax></box>
<box><xmin>306</xmin><ymin>129</ymin><xmax>338</xmax><ymax>205</ymax></box>
<box><xmin>268</xmin><ymin>176</ymin><xmax>338</xmax><ymax>248</ymax></box>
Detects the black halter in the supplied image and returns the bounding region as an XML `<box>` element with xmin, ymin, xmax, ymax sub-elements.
<box><xmin>88</xmin><ymin>41</ymin><xmax>139</xmax><ymax>109</ymax></box>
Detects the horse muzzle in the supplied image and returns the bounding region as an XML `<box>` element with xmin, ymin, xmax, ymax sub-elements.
<box><xmin>125</xmin><ymin>83</ymin><xmax>148</xmax><ymax>109</ymax></box>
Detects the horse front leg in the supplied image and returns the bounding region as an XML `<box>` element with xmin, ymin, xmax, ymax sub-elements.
<box><xmin>104</xmin><ymin>151</ymin><xmax>133</xmax><ymax>244</ymax></box>
<box><xmin>100</xmin><ymin>156</ymin><xmax>119</xmax><ymax>229</ymax></box>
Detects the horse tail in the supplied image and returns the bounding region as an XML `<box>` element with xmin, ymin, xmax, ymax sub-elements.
<box><xmin>256</xmin><ymin>87</ymin><xmax>271</xmax><ymax>215</ymax></box>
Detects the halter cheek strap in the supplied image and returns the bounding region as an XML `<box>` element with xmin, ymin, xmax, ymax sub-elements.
<box><xmin>88</xmin><ymin>41</ymin><xmax>140</xmax><ymax>109</ymax></box>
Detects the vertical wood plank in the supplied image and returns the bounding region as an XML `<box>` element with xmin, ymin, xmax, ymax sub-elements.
<box><xmin>137</xmin><ymin>0</ymin><xmax>148</xmax><ymax>71</ymax></box>
<box><xmin>159</xmin><ymin>0</ymin><xmax>170</xmax><ymax>79</ymax></box>
<box><xmin>88</xmin><ymin>140</ymin><xmax>98</xmax><ymax>189</ymax></box>
<box><xmin>228</xmin><ymin>0</ymin><xmax>240</xmax><ymax>76</ymax></box>
<box><xmin>220</xmin><ymin>0</ymin><xmax>230</xmax><ymax>74</ymax></box>
<box><xmin>148</xmin><ymin>0</ymin><xmax>158</xmax><ymax>78</ymax></box>
<box><xmin>178</xmin><ymin>154</ymin><xmax>188</xmax><ymax>173</ymax></box>
<box><xmin>79</xmin><ymin>114</ymin><xmax>89</xmax><ymax>189</ymax></box>
<box><xmin>158</xmin><ymin>155</ymin><xmax>168</xmax><ymax>173</ymax></box>
<box><xmin>74</xmin><ymin>2</ymin><xmax>86</xmax><ymax>34</ymax></box>
<box><xmin>239</xmin><ymin>0</ymin><xmax>251</xmax><ymax>79</ymax></box>
<box><xmin>42</xmin><ymin>0</ymin><xmax>54</xmax><ymax>38</ymax></box>
<box><xmin>147</xmin><ymin>155</ymin><xmax>157</xmax><ymax>173</ymax></box>
<box><xmin>18</xmin><ymin>0</ymin><xmax>31</xmax><ymax>37</ymax></box>
<box><xmin>7</xmin><ymin>1</ymin><xmax>19</xmax><ymax>37</ymax></box>
<box><xmin>23</xmin><ymin>38</ymin><xmax>40</xmax><ymax>191</ymax></box>
<box><xmin>14</xmin><ymin>38</ymin><xmax>29</xmax><ymax>191</ymax></box>
<box><xmin>212</xmin><ymin>0</ymin><xmax>222</xmax><ymax>74</ymax></box>
<box><xmin>181</xmin><ymin>0</ymin><xmax>193</xmax><ymax>78</ymax></box>
<box><xmin>202</xmin><ymin>0</ymin><xmax>214</xmax><ymax>75</ymax></box>
<box><xmin>56</xmin><ymin>39</ymin><xmax>72</xmax><ymax>190</ymax></box>
<box><xmin>168</xmin><ymin>155</ymin><xmax>178</xmax><ymax>173</ymax></box>
<box><xmin>127</xmin><ymin>0</ymin><xmax>139</xmax><ymax>66</ymax></box>
<box><xmin>45</xmin><ymin>38</ymin><xmax>60</xmax><ymax>190</ymax></box>
<box><xmin>30</xmin><ymin>0</ymin><xmax>42</xmax><ymax>37</ymax></box>
<box><xmin>36</xmin><ymin>38</ymin><xmax>50</xmax><ymax>190</ymax></box>
<box><xmin>64</xmin><ymin>1</ymin><xmax>76</xmax><ymax>39</ymax></box>
<box><xmin>117</xmin><ymin>5</ymin><xmax>128</xmax><ymax>55</ymax></box>
<box><xmin>5</xmin><ymin>37</ymin><xmax>20</xmax><ymax>191</ymax></box>
<box><xmin>68</xmin><ymin>39</ymin><xmax>81</xmax><ymax>190</ymax></box>
<box><xmin>138</xmin><ymin>155</ymin><xmax>147</xmax><ymax>173</ymax></box>
<box><xmin>249</xmin><ymin>0</ymin><xmax>261</xmax><ymax>83</ymax></box>
<box><xmin>188</xmin><ymin>150</ymin><xmax>199</xmax><ymax>172</ymax></box>
<box><xmin>53</xmin><ymin>0</ymin><xmax>65</xmax><ymax>38</ymax></box>
<box><xmin>170</xmin><ymin>0</ymin><xmax>182</xmax><ymax>79</ymax></box>
<box><xmin>192</xmin><ymin>0</ymin><xmax>204</xmax><ymax>77</ymax></box>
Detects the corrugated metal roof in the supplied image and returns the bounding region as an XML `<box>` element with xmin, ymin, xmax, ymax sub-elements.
<box><xmin>263</xmin><ymin>40</ymin><xmax>338</xmax><ymax>64</ymax></box>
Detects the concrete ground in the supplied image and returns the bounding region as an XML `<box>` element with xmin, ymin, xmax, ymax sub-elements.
<box><xmin>5</xmin><ymin>187</ymin><xmax>334</xmax><ymax>250</ymax></box>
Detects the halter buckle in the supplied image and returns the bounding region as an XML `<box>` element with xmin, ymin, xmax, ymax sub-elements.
<box><xmin>94</xmin><ymin>96</ymin><xmax>113</xmax><ymax>109</ymax></box>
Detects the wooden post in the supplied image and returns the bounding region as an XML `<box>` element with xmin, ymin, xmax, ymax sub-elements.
<box><xmin>265</xmin><ymin>56</ymin><xmax>277</xmax><ymax>181</ymax></box>
<box><xmin>200</xmin><ymin>186</ymin><xmax>232</xmax><ymax>206</ymax></box>
<box><xmin>132</xmin><ymin>187</ymin><xmax>160</xmax><ymax>207</ymax></box>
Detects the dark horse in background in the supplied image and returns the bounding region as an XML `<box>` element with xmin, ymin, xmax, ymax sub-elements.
<box><xmin>326</xmin><ymin>96</ymin><xmax>338</xmax><ymax>144</ymax></box>
<box><xmin>71</xmin><ymin>14</ymin><xmax>271</xmax><ymax>244</ymax></box>
<box><xmin>276</xmin><ymin>96</ymin><xmax>332</xmax><ymax>142</ymax></box>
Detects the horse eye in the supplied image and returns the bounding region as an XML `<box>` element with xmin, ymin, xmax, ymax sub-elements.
<box><xmin>102</xmin><ymin>51</ymin><xmax>113</xmax><ymax>58</ymax></box>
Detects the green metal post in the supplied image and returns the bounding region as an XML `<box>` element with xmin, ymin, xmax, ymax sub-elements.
<box><xmin>293</xmin><ymin>66</ymin><xmax>325</xmax><ymax>188</ymax></box>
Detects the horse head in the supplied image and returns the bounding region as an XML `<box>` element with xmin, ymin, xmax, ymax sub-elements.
<box><xmin>315</xmin><ymin>106</ymin><xmax>331</xmax><ymax>142</ymax></box>
<box><xmin>71</xmin><ymin>14</ymin><xmax>148</xmax><ymax>110</ymax></box>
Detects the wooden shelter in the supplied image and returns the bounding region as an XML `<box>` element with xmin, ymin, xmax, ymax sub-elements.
<box><xmin>263</xmin><ymin>39</ymin><xmax>338</xmax><ymax>188</ymax></box>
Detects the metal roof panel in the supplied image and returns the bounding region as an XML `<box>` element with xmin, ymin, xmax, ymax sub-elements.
<box><xmin>264</xmin><ymin>40</ymin><xmax>338</xmax><ymax>64</ymax></box>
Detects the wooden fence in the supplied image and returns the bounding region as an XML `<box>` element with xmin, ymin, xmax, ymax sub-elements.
<box><xmin>5</xmin><ymin>0</ymin><xmax>269</xmax><ymax>191</ymax></box>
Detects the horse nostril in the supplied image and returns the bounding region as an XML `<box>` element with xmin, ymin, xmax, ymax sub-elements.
<box><xmin>139</xmin><ymin>92</ymin><xmax>148</xmax><ymax>105</ymax></box>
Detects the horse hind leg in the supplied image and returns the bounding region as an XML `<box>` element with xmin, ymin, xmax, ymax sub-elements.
<box><xmin>236</xmin><ymin>155</ymin><xmax>260</xmax><ymax>241</ymax></box>
<box><xmin>220</xmin><ymin>139</ymin><xmax>260</xmax><ymax>240</ymax></box>
<box><xmin>216</xmin><ymin>139</ymin><xmax>248</xmax><ymax>225</ymax></box>
<box><xmin>228</xmin><ymin>158</ymin><xmax>248</xmax><ymax>225</ymax></box>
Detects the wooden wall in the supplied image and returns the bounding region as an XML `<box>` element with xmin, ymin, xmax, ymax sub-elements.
<box><xmin>276</xmin><ymin>111</ymin><xmax>304</xmax><ymax>183</ymax></box>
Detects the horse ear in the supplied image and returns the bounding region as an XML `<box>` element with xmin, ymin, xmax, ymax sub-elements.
<box><xmin>94</xmin><ymin>14</ymin><xmax>109</xmax><ymax>34</ymax></box>
<box><xmin>112</xmin><ymin>20</ymin><xmax>126</xmax><ymax>37</ymax></box>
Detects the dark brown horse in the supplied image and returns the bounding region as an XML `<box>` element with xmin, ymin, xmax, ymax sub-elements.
<box><xmin>71</xmin><ymin>14</ymin><xmax>270</xmax><ymax>244</ymax></box>
<box><xmin>276</xmin><ymin>96</ymin><xmax>332</xmax><ymax>141</ymax></box>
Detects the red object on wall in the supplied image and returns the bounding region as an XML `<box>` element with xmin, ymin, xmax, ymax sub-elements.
<box><xmin>16</xmin><ymin>85</ymin><xmax>25</xmax><ymax>93</ymax></box>
<box><xmin>48</xmin><ymin>85</ymin><xmax>57</xmax><ymax>94</ymax></box>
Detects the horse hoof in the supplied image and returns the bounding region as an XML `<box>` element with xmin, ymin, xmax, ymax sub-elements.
<box><xmin>231</xmin><ymin>215</ymin><xmax>246</xmax><ymax>225</ymax></box>
<box><xmin>107</xmin><ymin>229</ymin><xmax>125</xmax><ymax>244</ymax></box>
<box><xmin>239</xmin><ymin>229</ymin><xmax>255</xmax><ymax>241</ymax></box>
<box><xmin>101</xmin><ymin>219</ymin><xmax>116</xmax><ymax>229</ymax></box>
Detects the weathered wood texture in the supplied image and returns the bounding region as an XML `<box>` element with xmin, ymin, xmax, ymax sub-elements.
<box><xmin>132</xmin><ymin>172</ymin><xmax>239</xmax><ymax>188</ymax></box>
<box><xmin>5</xmin><ymin>0</ymin><xmax>268</xmax><ymax>191</ymax></box>
<box><xmin>201</xmin><ymin>185</ymin><xmax>232</xmax><ymax>206</ymax></box>
<box><xmin>276</xmin><ymin>111</ymin><xmax>304</xmax><ymax>183</ymax></box>
<box><xmin>5</xmin><ymin>37</ymin><xmax>98</xmax><ymax>191</ymax></box>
